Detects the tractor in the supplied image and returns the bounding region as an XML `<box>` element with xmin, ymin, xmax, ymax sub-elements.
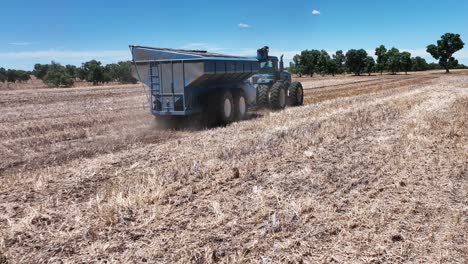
<box><xmin>129</xmin><ymin>45</ymin><xmax>304</xmax><ymax>125</ymax></box>
<box><xmin>253</xmin><ymin>46</ymin><xmax>304</xmax><ymax>109</ymax></box>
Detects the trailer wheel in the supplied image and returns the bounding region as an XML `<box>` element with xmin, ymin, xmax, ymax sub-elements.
<box><xmin>234</xmin><ymin>91</ymin><xmax>248</xmax><ymax>120</ymax></box>
<box><xmin>256</xmin><ymin>84</ymin><xmax>269</xmax><ymax>107</ymax></box>
<box><xmin>219</xmin><ymin>90</ymin><xmax>235</xmax><ymax>124</ymax></box>
<box><xmin>269</xmin><ymin>82</ymin><xmax>287</xmax><ymax>109</ymax></box>
<box><xmin>288</xmin><ymin>81</ymin><xmax>304</xmax><ymax>106</ymax></box>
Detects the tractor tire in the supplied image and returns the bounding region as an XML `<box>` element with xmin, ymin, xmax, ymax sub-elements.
<box><xmin>256</xmin><ymin>84</ymin><xmax>269</xmax><ymax>108</ymax></box>
<box><xmin>269</xmin><ymin>82</ymin><xmax>287</xmax><ymax>110</ymax></box>
<box><xmin>218</xmin><ymin>90</ymin><xmax>235</xmax><ymax>124</ymax></box>
<box><xmin>234</xmin><ymin>90</ymin><xmax>248</xmax><ymax>121</ymax></box>
<box><xmin>288</xmin><ymin>81</ymin><xmax>304</xmax><ymax>106</ymax></box>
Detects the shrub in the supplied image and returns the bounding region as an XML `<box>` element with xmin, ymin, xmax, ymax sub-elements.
<box><xmin>43</xmin><ymin>62</ymin><xmax>74</xmax><ymax>87</ymax></box>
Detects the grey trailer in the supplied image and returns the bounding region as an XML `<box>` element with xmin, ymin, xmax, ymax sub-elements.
<box><xmin>130</xmin><ymin>45</ymin><xmax>260</xmax><ymax>123</ymax></box>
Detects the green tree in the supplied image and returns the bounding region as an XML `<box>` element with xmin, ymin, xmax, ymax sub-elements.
<box><xmin>102</xmin><ymin>72</ymin><xmax>112</xmax><ymax>84</ymax></box>
<box><xmin>290</xmin><ymin>54</ymin><xmax>304</xmax><ymax>76</ymax></box>
<box><xmin>299</xmin><ymin>50</ymin><xmax>321</xmax><ymax>77</ymax></box>
<box><xmin>15</xmin><ymin>70</ymin><xmax>31</xmax><ymax>82</ymax></box>
<box><xmin>333</xmin><ymin>50</ymin><xmax>346</xmax><ymax>74</ymax></box>
<box><xmin>0</xmin><ymin>67</ymin><xmax>6</xmax><ymax>83</ymax></box>
<box><xmin>411</xmin><ymin>57</ymin><xmax>429</xmax><ymax>71</ymax></box>
<box><xmin>375</xmin><ymin>45</ymin><xmax>388</xmax><ymax>75</ymax></box>
<box><xmin>81</xmin><ymin>60</ymin><xmax>104</xmax><ymax>85</ymax></box>
<box><xmin>317</xmin><ymin>50</ymin><xmax>331</xmax><ymax>76</ymax></box>
<box><xmin>450</xmin><ymin>58</ymin><xmax>460</xmax><ymax>69</ymax></box>
<box><xmin>116</xmin><ymin>61</ymin><xmax>138</xmax><ymax>84</ymax></box>
<box><xmin>44</xmin><ymin>61</ymin><xmax>74</xmax><ymax>87</ymax></box>
<box><xmin>65</xmin><ymin>65</ymin><xmax>77</xmax><ymax>79</ymax></box>
<box><xmin>428</xmin><ymin>63</ymin><xmax>442</xmax><ymax>70</ymax></box>
<box><xmin>365</xmin><ymin>56</ymin><xmax>376</xmax><ymax>76</ymax></box>
<box><xmin>400</xmin><ymin>52</ymin><xmax>413</xmax><ymax>75</ymax></box>
<box><xmin>103</xmin><ymin>61</ymin><xmax>137</xmax><ymax>84</ymax></box>
<box><xmin>76</xmin><ymin>67</ymin><xmax>87</xmax><ymax>80</ymax></box>
<box><xmin>386</xmin><ymin>48</ymin><xmax>401</xmax><ymax>74</ymax></box>
<box><xmin>6</xmin><ymin>70</ymin><xmax>18</xmax><ymax>83</ymax></box>
<box><xmin>345</xmin><ymin>49</ymin><xmax>368</xmax><ymax>76</ymax></box>
<box><xmin>105</xmin><ymin>63</ymin><xmax>119</xmax><ymax>81</ymax></box>
<box><xmin>427</xmin><ymin>33</ymin><xmax>465</xmax><ymax>73</ymax></box>
<box><xmin>32</xmin><ymin>64</ymin><xmax>49</xmax><ymax>79</ymax></box>
<box><xmin>327</xmin><ymin>60</ymin><xmax>338</xmax><ymax>77</ymax></box>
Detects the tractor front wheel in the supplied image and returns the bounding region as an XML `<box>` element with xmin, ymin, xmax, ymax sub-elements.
<box><xmin>256</xmin><ymin>84</ymin><xmax>269</xmax><ymax>108</ymax></box>
<box><xmin>269</xmin><ymin>82</ymin><xmax>287</xmax><ymax>110</ymax></box>
<box><xmin>288</xmin><ymin>81</ymin><xmax>304</xmax><ymax>106</ymax></box>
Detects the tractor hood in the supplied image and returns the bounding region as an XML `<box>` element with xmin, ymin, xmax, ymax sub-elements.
<box><xmin>252</xmin><ymin>73</ymin><xmax>275</xmax><ymax>84</ymax></box>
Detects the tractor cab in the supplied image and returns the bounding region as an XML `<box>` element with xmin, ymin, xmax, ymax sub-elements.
<box><xmin>258</xmin><ymin>56</ymin><xmax>279</xmax><ymax>79</ymax></box>
<box><xmin>259</xmin><ymin>56</ymin><xmax>279</xmax><ymax>74</ymax></box>
<box><xmin>252</xmin><ymin>46</ymin><xmax>291</xmax><ymax>85</ymax></box>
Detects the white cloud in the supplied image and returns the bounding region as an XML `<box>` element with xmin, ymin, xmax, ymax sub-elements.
<box><xmin>8</xmin><ymin>42</ymin><xmax>33</xmax><ymax>46</ymax></box>
<box><xmin>312</xmin><ymin>10</ymin><xmax>321</xmax><ymax>15</ymax></box>
<box><xmin>238</xmin><ymin>23</ymin><xmax>251</xmax><ymax>28</ymax></box>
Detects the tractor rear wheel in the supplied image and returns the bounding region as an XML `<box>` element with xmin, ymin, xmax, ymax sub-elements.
<box><xmin>219</xmin><ymin>90</ymin><xmax>235</xmax><ymax>124</ymax></box>
<box><xmin>234</xmin><ymin>90</ymin><xmax>248</xmax><ymax>120</ymax></box>
<box><xmin>288</xmin><ymin>81</ymin><xmax>304</xmax><ymax>106</ymax></box>
<box><xmin>256</xmin><ymin>84</ymin><xmax>269</xmax><ymax>107</ymax></box>
<box><xmin>269</xmin><ymin>82</ymin><xmax>287</xmax><ymax>110</ymax></box>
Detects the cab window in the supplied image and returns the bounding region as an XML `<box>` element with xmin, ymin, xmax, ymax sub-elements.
<box><xmin>260</xmin><ymin>61</ymin><xmax>274</xmax><ymax>68</ymax></box>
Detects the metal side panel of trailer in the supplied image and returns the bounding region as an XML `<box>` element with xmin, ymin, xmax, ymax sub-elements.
<box><xmin>131</xmin><ymin>46</ymin><xmax>260</xmax><ymax>116</ymax></box>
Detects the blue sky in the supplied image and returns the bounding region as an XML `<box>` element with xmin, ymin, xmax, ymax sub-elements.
<box><xmin>1</xmin><ymin>0</ymin><xmax>467</xmax><ymax>70</ymax></box>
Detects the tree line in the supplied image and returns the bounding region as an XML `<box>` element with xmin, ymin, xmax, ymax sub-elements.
<box><xmin>290</xmin><ymin>33</ymin><xmax>466</xmax><ymax>77</ymax></box>
<box><xmin>0</xmin><ymin>68</ymin><xmax>31</xmax><ymax>83</ymax></box>
<box><xmin>1</xmin><ymin>33</ymin><xmax>465</xmax><ymax>86</ymax></box>
<box><xmin>0</xmin><ymin>60</ymin><xmax>137</xmax><ymax>88</ymax></box>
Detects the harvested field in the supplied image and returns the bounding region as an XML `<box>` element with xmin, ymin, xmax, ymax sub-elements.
<box><xmin>1</xmin><ymin>72</ymin><xmax>468</xmax><ymax>263</ymax></box>
<box><xmin>0</xmin><ymin>84</ymin><xmax>193</xmax><ymax>173</ymax></box>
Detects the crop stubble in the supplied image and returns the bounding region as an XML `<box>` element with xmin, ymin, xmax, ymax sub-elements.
<box><xmin>0</xmin><ymin>72</ymin><xmax>467</xmax><ymax>263</ymax></box>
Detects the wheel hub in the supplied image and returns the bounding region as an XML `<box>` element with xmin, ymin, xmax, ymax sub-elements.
<box><xmin>224</xmin><ymin>98</ymin><xmax>232</xmax><ymax>117</ymax></box>
<box><xmin>239</xmin><ymin>97</ymin><xmax>246</xmax><ymax>116</ymax></box>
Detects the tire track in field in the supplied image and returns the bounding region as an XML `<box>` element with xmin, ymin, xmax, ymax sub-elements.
<box><xmin>302</xmin><ymin>77</ymin><xmax>387</xmax><ymax>90</ymax></box>
<box><xmin>303</xmin><ymin>76</ymin><xmax>437</xmax><ymax>105</ymax></box>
